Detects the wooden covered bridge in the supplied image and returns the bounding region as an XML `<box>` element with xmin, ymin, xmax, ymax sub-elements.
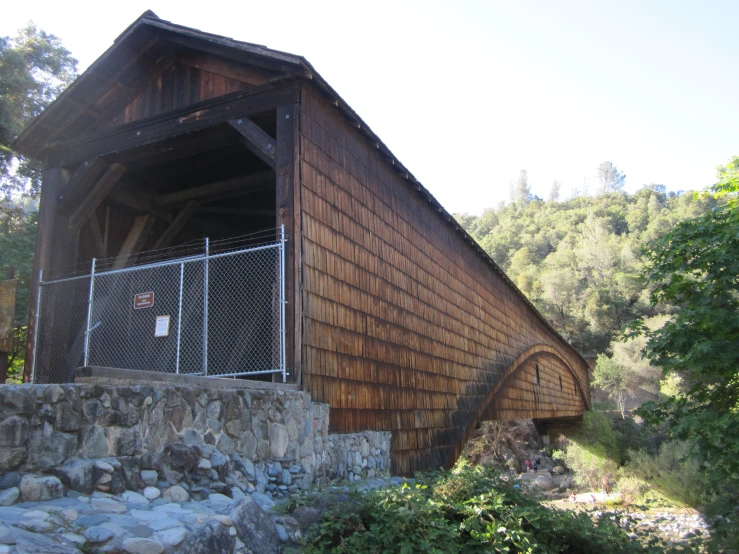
<box><xmin>15</xmin><ymin>12</ymin><xmax>590</xmax><ymax>474</ymax></box>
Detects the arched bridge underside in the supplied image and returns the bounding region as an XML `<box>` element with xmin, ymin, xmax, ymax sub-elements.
<box><xmin>446</xmin><ymin>343</ymin><xmax>590</xmax><ymax>471</ymax></box>
<box><xmin>327</xmin><ymin>344</ymin><xmax>591</xmax><ymax>475</ymax></box>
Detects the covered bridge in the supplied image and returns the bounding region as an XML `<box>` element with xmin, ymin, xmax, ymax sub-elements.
<box><xmin>14</xmin><ymin>12</ymin><xmax>590</xmax><ymax>474</ymax></box>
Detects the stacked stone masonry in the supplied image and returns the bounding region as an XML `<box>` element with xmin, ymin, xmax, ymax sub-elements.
<box><xmin>0</xmin><ymin>383</ymin><xmax>391</xmax><ymax>502</ymax></box>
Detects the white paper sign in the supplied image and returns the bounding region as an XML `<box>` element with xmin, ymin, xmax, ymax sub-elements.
<box><xmin>155</xmin><ymin>315</ymin><xmax>170</xmax><ymax>337</ymax></box>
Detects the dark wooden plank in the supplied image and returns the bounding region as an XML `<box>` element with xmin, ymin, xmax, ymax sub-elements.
<box><xmin>228</xmin><ymin>118</ymin><xmax>276</xmax><ymax>168</ymax></box>
<box><xmin>178</xmin><ymin>51</ymin><xmax>276</xmax><ymax>85</ymax></box>
<box><xmin>152</xmin><ymin>201</ymin><xmax>199</xmax><ymax>249</ymax></box>
<box><xmin>83</xmin><ymin>213</ymin><xmax>106</xmax><ymax>260</ymax></box>
<box><xmin>112</xmin><ymin>215</ymin><xmax>155</xmax><ymax>269</ymax></box>
<box><xmin>24</xmin><ymin>166</ymin><xmax>65</xmax><ymax>381</ymax></box>
<box><xmin>58</xmin><ymin>158</ymin><xmax>109</xmax><ymax>215</ymax></box>
<box><xmin>107</xmin><ymin>183</ymin><xmax>173</xmax><ymax>222</ymax></box>
<box><xmin>198</xmin><ymin>207</ymin><xmax>275</xmax><ymax>216</ymax></box>
<box><xmin>153</xmin><ymin>171</ymin><xmax>273</xmax><ymax>205</ymax></box>
<box><xmin>48</xmin><ymin>84</ymin><xmax>299</xmax><ymax>167</ymax></box>
<box><xmin>69</xmin><ymin>164</ymin><xmax>127</xmax><ymax>230</ymax></box>
<box><xmin>276</xmin><ymin>103</ymin><xmax>299</xmax><ymax>383</ymax></box>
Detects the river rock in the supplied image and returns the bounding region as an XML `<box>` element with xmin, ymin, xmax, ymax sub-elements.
<box><xmin>163</xmin><ymin>443</ymin><xmax>198</xmax><ymax>472</ymax></box>
<box><xmin>19</xmin><ymin>475</ymin><xmax>64</xmax><ymax>502</ymax></box>
<box><xmin>84</xmin><ymin>525</ymin><xmax>114</xmax><ymax>544</ymax></box>
<box><xmin>154</xmin><ymin>526</ymin><xmax>186</xmax><ymax>547</ymax></box>
<box><xmin>534</xmin><ymin>474</ymin><xmax>554</xmax><ymax>491</ymax></box>
<box><xmin>122</xmin><ymin>490</ymin><xmax>149</xmax><ymax>504</ymax></box>
<box><xmin>140</xmin><ymin>470</ymin><xmax>158</xmax><ymax>486</ymax></box>
<box><xmin>269</xmin><ymin>423</ymin><xmax>288</xmax><ymax>458</ymax></box>
<box><xmin>162</xmin><ymin>486</ymin><xmax>189</xmax><ymax>502</ymax></box>
<box><xmin>231</xmin><ymin>496</ymin><xmax>279</xmax><ymax>554</ymax></box>
<box><xmin>0</xmin><ymin>473</ymin><xmax>20</xmax><ymax>491</ymax></box>
<box><xmin>55</xmin><ymin>458</ymin><xmax>95</xmax><ymax>494</ymax></box>
<box><xmin>173</xmin><ymin>521</ymin><xmax>231</xmax><ymax>554</ymax></box>
<box><xmin>123</xmin><ymin>537</ymin><xmax>165</xmax><ymax>554</ymax></box>
<box><xmin>0</xmin><ymin>489</ymin><xmax>18</xmax><ymax>507</ymax></box>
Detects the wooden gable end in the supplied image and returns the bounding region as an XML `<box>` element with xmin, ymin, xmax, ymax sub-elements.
<box><xmin>110</xmin><ymin>52</ymin><xmax>281</xmax><ymax>126</ymax></box>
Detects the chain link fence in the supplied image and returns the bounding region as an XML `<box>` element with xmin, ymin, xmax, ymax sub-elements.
<box><xmin>32</xmin><ymin>228</ymin><xmax>286</xmax><ymax>383</ymax></box>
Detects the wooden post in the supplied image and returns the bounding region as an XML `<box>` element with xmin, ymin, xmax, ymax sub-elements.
<box><xmin>24</xmin><ymin>167</ymin><xmax>64</xmax><ymax>382</ymax></box>
<box><xmin>275</xmin><ymin>103</ymin><xmax>300</xmax><ymax>384</ymax></box>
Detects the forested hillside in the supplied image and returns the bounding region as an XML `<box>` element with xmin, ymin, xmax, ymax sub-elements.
<box><xmin>454</xmin><ymin>176</ymin><xmax>719</xmax><ymax>354</ymax></box>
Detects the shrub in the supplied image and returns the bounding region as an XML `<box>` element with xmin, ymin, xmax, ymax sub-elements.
<box><xmin>301</xmin><ymin>464</ymin><xmax>674</xmax><ymax>553</ymax></box>
<box><xmin>555</xmin><ymin>440</ymin><xmax>619</xmax><ymax>492</ymax></box>
<box><xmin>616</xmin><ymin>441</ymin><xmax>715</xmax><ymax>507</ymax></box>
<box><xmin>553</xmin><ymin>412</ymin><xmax>621</xmax><ymax>492</ymax></box>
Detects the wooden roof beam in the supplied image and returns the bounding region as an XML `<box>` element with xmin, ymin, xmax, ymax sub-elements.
<box><xmin>81</xmin><ymin>215</ymin><xmax>106</xmax><ymax>260</ymax></box>
<box><xmin>153</xmin><ymin>170</ymin><xmax>274</xmax><ymax>205</ymax></box>
<box><xmin>107</xmin><ymin>184</ymin><xmax>173</xmax><ymax>222</ymax></box>
<box><xmin>69</xmin><ymin>163</ymin><xmax>127</xmax><ymax>230</ymax></box>
<box><xmin>198</xmin><ymin>207</ymin><xmax>275</xmax><ymax>217</ymax></box>
<box><xmin>48</xmin><ymin>84</ymin><xmax>299</xmax><ymax>167</ymax></box>
<box><xmin>227</xmin><ymin>118</ymin><xmax>276</xmax><ymax>169</ymax></box>
<box><xmin>58</xmin><ymin>158</ymin><xmax>110</xmax><ymax>215</ymax></box>
<box><xmin>113</xmin><ymin>215</ymin><xmax>155</xmax><ymax>269</ymax></box>
<box><xmin>152</xmin><ymin>201</ymin><xmax>200</xmax><ymax>250</ymax></box>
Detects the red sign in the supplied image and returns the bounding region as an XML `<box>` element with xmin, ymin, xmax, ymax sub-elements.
<box><xmin>134</xmin><ymin>292</ymin><xmax>154</xmax><ymax>309</ymax></box>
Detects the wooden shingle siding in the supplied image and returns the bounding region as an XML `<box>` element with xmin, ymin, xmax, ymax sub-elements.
<box><xmin>484</xmin><ymin>353</ymin><xmax>584</xmax><ymax>421</ymax></box>
<box><xmin>298</xmin><ymin>85</ymin><xmax>589</xmax><ymax>473</ymax></box>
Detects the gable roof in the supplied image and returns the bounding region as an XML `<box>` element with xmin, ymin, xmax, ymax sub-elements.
<box><xmin>14</xmin><ymin>11</ymin><xmax>588</xmax><ymax>368</ymax></box>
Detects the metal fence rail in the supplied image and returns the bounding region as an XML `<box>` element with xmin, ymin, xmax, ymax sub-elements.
<box><xmin>32</xmin><ymin>227</ymin><xmax>286</xmax><ymax>383</ymax></box>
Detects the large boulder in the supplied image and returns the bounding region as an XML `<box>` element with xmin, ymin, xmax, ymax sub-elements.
<box><xmin>19</xmin><ymin>475</ymin><xmax>64</xmax><ymax>502</ymax></box>
<box><xmin>533</xmin><ymin>474</ymin><xmax>554</xmax><ymax>491</ymax></box>
<box><xmin>0</xmin><ymin>416</ymin><xmax>28</xmax><ymax>448</ymax></box>
<box><xmin>268</xmin><ymin>423</ymin><xmax>289</xmax><ymax>458</ymax></box>
<box><xmin>28</xmin><ymin>424</ymin><xmax>77</xmax><ymax>468</ymax></box>
<box><xmin>162</xmin><ymin>442</ymin><xmax>198</xmax><ymax>473</ymax></box>
<box><xmin>231</xmin><ymin>496</ymin><xmax>280</xmax><ymax>554</ymax></box>
<box><xmin>559</xmin><ymin>474</ymin><xmax>574</xmax><ymax>491</ymax></box>
<box><xmin>0</xmin><ymin>448</ymin><xmax>25</xmax><ymax>473</ymax></box>
<box><xmin>171</xmin><ymin>521</ymin><xmax>232</xmax><ymax>554</ymax></box>
<box><xmin>293</xmin><ymin>505</ymin><xmax>321</xmax><ymax>531</ymax></box>
<box><xmin>55</xmin><ymin>458</ymin><xmax>96</xmax><ymax>494</ymax></box>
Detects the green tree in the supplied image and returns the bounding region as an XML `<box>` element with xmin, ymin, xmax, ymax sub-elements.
<box><xmin>548</xmin><ymin>180</ymin><xmax>561</xmax><ymax>202</ymax></box>
<box><xmin>597</xmin><ymin>161</ymin><xmax>626</xmax><ymax>194</ymax></box>
<box><xmin>0</xmin><ymin>25</ymin><xmax>76</xmax><ymax>379</ymax></box>
<box><xmin>454</xmin><ymin>172</ymin><xmax>715</xmax><ymax>353</ymax></box>
<box><xmin>1</xmin><ymin>24</ymin><xmax>77</xmax><ymax>200</ymax></box>
<box><xmin>593</xmin><ymin>353</ymin><xmax>630</xmax><ymax>418</ymax></box>
<box><xmin>635</xmin><ymin>156</ymin><xmax>739</xmax><ymax>489</ymax></box>
<box><xmin>513</xmin><ymin>169</ymin><xmax>532</xmax><ymax>204</ymax></box>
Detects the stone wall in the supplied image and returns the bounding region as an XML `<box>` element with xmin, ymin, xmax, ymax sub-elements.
<box><xmin>0</xmin><ymin>382</ymin><xmax>391</xmax><ymax>499</ymax></box>
<box><xmin>324</xmin><ymin>431</ymin><xmax>392</xmax><ymax>482</ymax></box>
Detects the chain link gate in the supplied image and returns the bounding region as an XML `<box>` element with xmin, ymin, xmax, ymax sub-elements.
<box><xmin>32</xmin><ymin>228</ymin><xmax>287</xmax><ymax>383</ymax></box>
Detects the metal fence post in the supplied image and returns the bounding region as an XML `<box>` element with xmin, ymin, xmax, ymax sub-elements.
<box><xmin>175</xmin><ymin>263</ymin><xmax>184</xmax><ymax>374</ymax></box>
<box><xmin>30</xmin><ymin>269</ymin><xmax>43</xmax><ymax>384</ymax></box>
<box><xmin>202</xmin><ymin>239</ymin><xmax>209</xmax><ymax>376</ymax></box>
<box><xmin>83</xmin><ymin>258</ymin><xmax>96</xmax><ymax>367</ymax></box>
<box><xmin>279</xmin><ymin>224</ymin><xmax>286</xmax><ymax>383</ymax></box>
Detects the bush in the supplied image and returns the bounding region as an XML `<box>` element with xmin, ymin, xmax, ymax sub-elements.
<box><xmin>616</xmin><ymin>441</ymin><xmax>715</xmax><ymax>507</ymax></box>
<box><xmin>301</xmin><ymin>464</ymin><xmax>674</xmax><ymax>553</ymax></box>
<box><xmin>553</xmin><ymin>412</ymin><xmax>621</xmax><ymax>492</ymax></box>
<box><xmin>555</xmin><ymin>440</ymin><xmax>619</xmax><ymax>493</ymax></box>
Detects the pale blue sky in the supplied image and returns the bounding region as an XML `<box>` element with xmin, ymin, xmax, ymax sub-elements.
<box><xmin>3</xmin><ymin>0</ymin><xmax>738</xmax><ymax>213</ymax></box>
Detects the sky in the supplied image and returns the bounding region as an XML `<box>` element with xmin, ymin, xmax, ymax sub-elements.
<box><xmin>3</xmin><ymin>0</ymin><xmax>738</xmax><ymax>214</ymax></box>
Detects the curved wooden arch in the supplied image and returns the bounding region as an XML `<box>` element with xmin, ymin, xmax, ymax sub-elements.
<box><xmin>448</xmin><ymin>343</ymin><xmax>590</xmax><ymax>468</ymax></box>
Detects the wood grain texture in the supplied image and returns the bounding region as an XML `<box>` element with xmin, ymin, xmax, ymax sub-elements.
<box><xmin>111</xmin><ymin>61</ymin><xmax>259</xmax><ymax>126</ymax></box>
<box><xmin>297</xmin><ymin>85</ymin><xmax>590</xmax><ymax>474</ymax></box>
